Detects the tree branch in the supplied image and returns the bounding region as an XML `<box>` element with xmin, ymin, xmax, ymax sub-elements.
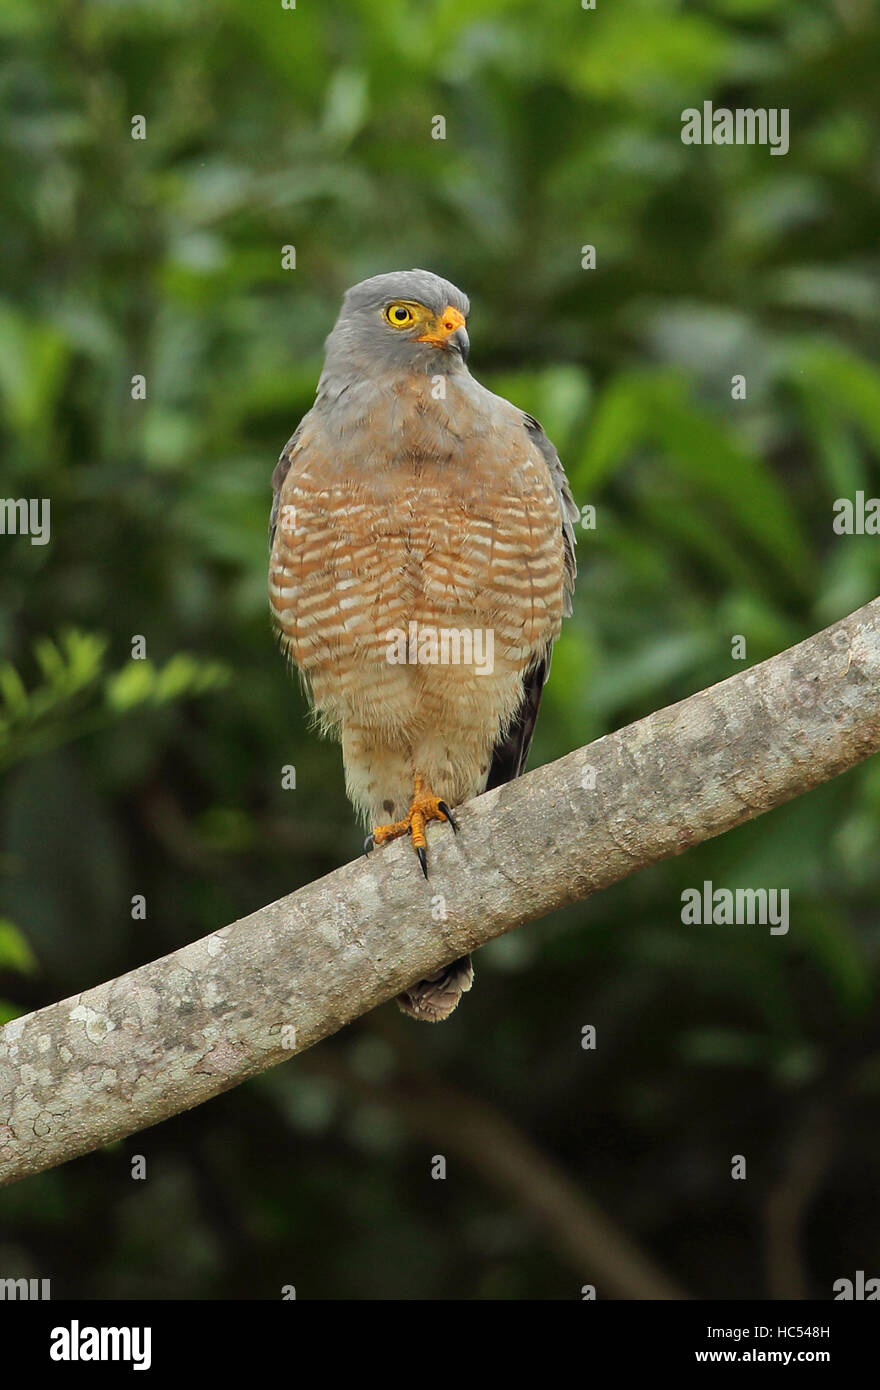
<box><xmin>2</xmin><ymin>598</ymin><xmax>879</xmax><ymax>1187</ymax></box>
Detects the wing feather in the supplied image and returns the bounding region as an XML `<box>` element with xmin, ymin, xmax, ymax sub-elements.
<box><xmin>269</xmin><ymin>421</ymin><xmax>304</xmax><ymax>548</ymax></box>
<box><xmin>485</xmin><ymin>413</ymin><xmax>577</xmax><ymax>790</ymax></box>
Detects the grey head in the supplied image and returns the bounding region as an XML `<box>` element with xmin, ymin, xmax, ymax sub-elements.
<box><xmin>318</xmin><ymin>269</ymin><xmax>471</xmax><ymax>393</ymax></box>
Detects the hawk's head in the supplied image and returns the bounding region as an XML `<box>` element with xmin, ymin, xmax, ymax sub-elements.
<box><xmin>322</xmin><ymin>269</ymin><xmax>471</xmax><ymax>379</ymax></box>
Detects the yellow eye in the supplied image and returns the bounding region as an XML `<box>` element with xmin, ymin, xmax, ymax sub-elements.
<box><xmin>384</xmin><ymin>302</ymin><xmax>416</xmax><ymax>328</ymax></box>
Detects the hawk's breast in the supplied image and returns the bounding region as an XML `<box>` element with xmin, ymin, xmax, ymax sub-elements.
<box><xmin>269</xmin><ymin>379</ymin><xmax>565</xmax><ymax>735</ymax></box>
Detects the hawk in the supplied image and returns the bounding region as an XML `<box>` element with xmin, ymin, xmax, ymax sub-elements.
<box><xmin>269</xmin><ymin>270</ymin><xmax>577</xmax><ymax>1020</ymax></box>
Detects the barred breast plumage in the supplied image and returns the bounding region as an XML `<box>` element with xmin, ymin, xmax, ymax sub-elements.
<box><xmin>269</xmin><ymin>370</ymin><xmax>568</xmax><ymax>824</ymax></box>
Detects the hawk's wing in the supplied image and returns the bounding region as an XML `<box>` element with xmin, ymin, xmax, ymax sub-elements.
<box><xmin>269</xmin><ymin>421</ymin><xmax>304</xmax><ymax>548</ymax></box>
<box><xmin>485</xmin><ymin>413</ymin><xmax>577</xmax><ymax>791</ymax></box>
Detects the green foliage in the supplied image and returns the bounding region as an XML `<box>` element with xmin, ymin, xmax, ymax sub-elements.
<box><xmin>0</xmin><ymin>918</ymin><xmax>38</xmax><ymax>1022</ymax></box>
<box><xmin>0</xmin><ymin>917</ymin><xmax>38</xmax><ymax>974</ymax></box>
<box><xmin>0</xmin><ymin>629</ymin><xmax>228</xmax><ymax>772</ymax></box>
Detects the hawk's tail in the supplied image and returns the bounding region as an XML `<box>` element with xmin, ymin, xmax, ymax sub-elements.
<box><xmin>396</xmin><ymin>954</ymin><xmax>474</xmax><ymax>1023</ymax></box>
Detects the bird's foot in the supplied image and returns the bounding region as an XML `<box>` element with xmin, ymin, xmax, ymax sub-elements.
<box><xmin>367</xmin><ymin>777</ymin><xmax>457</xmax><ymax>878</ymax></box>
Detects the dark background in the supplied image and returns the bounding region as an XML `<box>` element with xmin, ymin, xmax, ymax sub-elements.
<box><xmin>1</xmin><ymin>0</ymin><xmax>879</xmax><ymax>1299</ymax></box>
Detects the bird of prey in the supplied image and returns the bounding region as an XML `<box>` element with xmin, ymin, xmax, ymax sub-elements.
<box><xmin>269</xmin><ymin>270</ymin><xmax>577</xmax><ymax>1021</ymax></box>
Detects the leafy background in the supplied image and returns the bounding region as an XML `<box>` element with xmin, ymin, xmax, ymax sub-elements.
<box><xmin>1</xmin><ymin>0</ymin><xmax>879</xmax><ymax>1299</ymax></box>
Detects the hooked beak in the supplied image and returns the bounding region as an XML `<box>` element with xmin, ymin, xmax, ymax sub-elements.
<box><xmin>416</xmin><ymin>305</ymin><xmax>469</xmax><ymax>360</ymax></box>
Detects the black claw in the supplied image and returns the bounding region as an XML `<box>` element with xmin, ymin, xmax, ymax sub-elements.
<box><xmin>416</xmin><ymin>845</ymin><xmax>428</xmax><ymax>879</ymax></box>
<box><xmin>437</xmin><ymin>801</ymin><xmax>458</xmax><ymax>833</ymax></box>
<box><xmin>363</xmin><ymin>834</ymin><xmax>375</xmax><ymax>856</ymax></box>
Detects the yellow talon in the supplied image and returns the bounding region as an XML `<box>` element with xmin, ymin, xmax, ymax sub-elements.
<box><xmin>371</xmin><ymin>775</ymin><xmax>457</xmax><ymax>877</ymax></box>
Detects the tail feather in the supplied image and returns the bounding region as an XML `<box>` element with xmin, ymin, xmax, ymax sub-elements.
<box><xmin>396</xmin><ymin>954</ymin><xmax>474</xmax><ymax>1023</ymax></box>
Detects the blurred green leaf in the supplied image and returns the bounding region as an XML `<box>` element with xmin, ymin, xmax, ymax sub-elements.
<box><xmin>0</xmin><ymin>917</ymin><xmax>39</xmax><ymax>974</ymax></box>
